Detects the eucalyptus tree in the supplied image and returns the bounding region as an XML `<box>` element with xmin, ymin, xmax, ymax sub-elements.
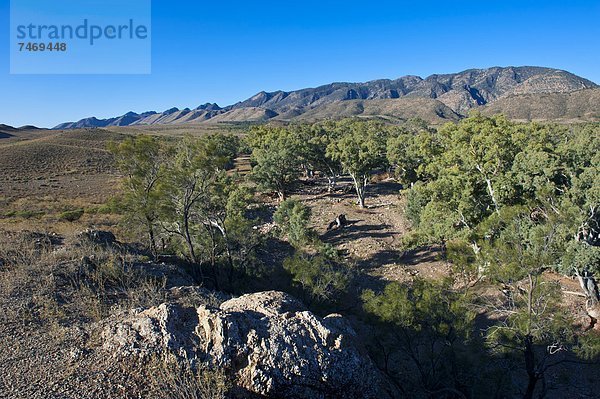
<box><xmin>291</xmin><ymin>122</ymin><xmax>344</xmax><ymax>192</ymax></box>
<box><xmin>108</xmin><ymin>135</ymin><xmax>165</xmax><ymax>260</ymax></box>
<box><xmin>327</xmin><ymin>120</ymin><xmax>389</xmax><ymax>208</ymax></box>
<box><xmin>478</xmin><ymin>206</ymin><xmax>595</xmax><ymax>399</ymax></box>
<box><xmin>160</xmin><ymin>136</ymin><xmax>224</xmax><ymax>270</ymax></box>
<box><xmin>247</xmin><ymin>125</ymin><xmax>303</xmax><ymax>201</ymax></box>
<box><xmin>387</xmin><ymin>123</ymin><xmax>442</xmax><ymax>186</ymax></box>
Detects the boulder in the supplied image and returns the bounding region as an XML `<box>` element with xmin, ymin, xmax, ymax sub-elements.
<box><xmin>103</xmin><ymin>303</ymin><xmax>202</xmax><ymax>359</ymax></box>
<box><xmin>102</xmin><ymin>291</ymin><xmax>386</xmax><ymax>398</ymax></box>
<box><xmin>78</xmin><ymin>229</ymin><xmax>117</xmax><ymax>246</ymax></box>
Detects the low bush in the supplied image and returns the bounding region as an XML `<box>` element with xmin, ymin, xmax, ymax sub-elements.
<box><xmin>273</xmin><ymin>199</ymin><xmax>314</xmax><ymax>248</ymax></box>
<box><xmin>283</xmin><ymin>249</ymin><xmax>352</xmax><ymax>306</ymax></box>
<box><xmin>59</xmin><ymin>209</ymin><xmax>84</xmax><ymax>222</ymax></box>
<box><xmin>8</xmin><ymin>210</ymin><xmax>46</xmax><ymax>219</ymax></box>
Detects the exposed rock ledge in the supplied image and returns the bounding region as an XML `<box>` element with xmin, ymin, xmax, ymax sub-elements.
<box><xmin>102</xmin><ymin>291</ymin><xmax>387</xmax><ymax>398</ymax></box>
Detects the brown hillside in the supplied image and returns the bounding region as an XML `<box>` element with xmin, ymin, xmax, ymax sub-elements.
<box><xmin>482</xmin><ymin>88</ymin><xmax>600</xmax><ymax>122</ymax></box>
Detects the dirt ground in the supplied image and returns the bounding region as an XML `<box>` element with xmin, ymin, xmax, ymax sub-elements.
<box><xmin>292</xmin><ymin>177</ymin><xmax>451</xmax><ymax>286</ymax></box>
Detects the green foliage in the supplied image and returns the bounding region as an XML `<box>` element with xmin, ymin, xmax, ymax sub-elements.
<box><xmin>59</xmin><ymin>208</ymin><xmax>84</xmax><ymax>222</ymax></box>
<box><xmin>8</xmin><ymin>210</ymin><xmax>45</xmax><ymax>219</ymax></box>
<box><xmin>407</xmin><ymin>114</ymin><xmax>523</xmax><ymax>243</ymax></box>
<box><xmin>401</xmin><ymin>115</ymin><xmax>599</xmax><ymax>257</ymax></box>
<box><xmin>394</xmin><ymin>117</ymin><xmax>600</xmax><ymax>395</ymax></box>
<box><xmin>225</xmin><ymin>185</ymin><xmax>256</xmax><ymax>237</ymax></box>
<box><xmin>363</xmin><ymin>278</ymin><xmax>474</xmax><ymax>338</ymax></box>
<box><xmin>247</xmin><ymin>125</ymin><xmax>303</xmax><ymax>201</ymax></box>
<box><xmin>480</xmin><ymin>207</ymin><xmax>554</xmax><ymax>281</ymax></box>
<box><xmin>273</xmin><ymin>199</ymin><xmax>313</xmax><ymax>247</ymax></box>
<box><xmin>387</xmin><ymin>125</ymin><xmax>441</xmax><ymax>185</ymax></box>
<box><xmin>108</xmin><ymin>135</ymin><xmax>165</xmax><ymax>259</ymax></box>
<box><xmin>477</xmin><ymin>206</ymin><xmax>590</xmax><ymax>396</ymax></box>
<box><xmin>248</xmin><ymin>120</ymin><xmax>393</xmax><ymax>203</ymax></box>
<box><xmin>209</xmin><ymin>180</ymin><xmax>260</xmax><ymax>291</ymax></box>
<box><xmin>108</xmin><ymin>134</ymin><xmax>258</xmax><ymax>289</ymax></box>
<box><xmin>159</xmin><ymin>135</ymin><xmax>224</xmax><ymax>264</ymax></box>
<box><xmin>486</xmin><ymin>279</ymin><xmax>571</xmax><ymax>347</ymax></box>
<box><xmin>362</xmin><ymin>278</ymin><xmax>476</xmax><ymax>395</ymax></box>
<box><xmin>86</xmin><ymin>198</ymin><xmax>121</xmax><ymax>215</ymax></box>
<box><xmin>574</xmin><ymin>331</ymin><xmax>600</xmax><ymax>361</ymax></box>
<box><xmin>327</xmin><ymin>119</ymin><xmax>389</xmax><ymax>207</ymax></box>
<box><xmin>157</xmin><ymin>135</ymin><xmax>259</xmax><ymax>288</ymax></box>
<box><xmin>561</xmin><ymin>240</ymin><xmax>600</xmax><ymax>275</ymax></box>
<box><xmin>283</xmin><ymin>250</ymin><xmax>351</xmax><ymax>305</ymax></box>
<box><xmin>404</xmin><ymin>185</ymin><xmax>426</xmax><ymax>229</ymax></box>
<box><xmin>204</xmin><ymin>133</ymin><xmax>241</xmax><ymax>170</ymax></box>
<box><xmin>290</xmin><ymin>122</ymin><xmax>344</xmax><ymax>188</ymax></box>
<box><xmin>446</xmin><ymin>239</ymin><xmax>479</xmax><ymax>286</ymax></box>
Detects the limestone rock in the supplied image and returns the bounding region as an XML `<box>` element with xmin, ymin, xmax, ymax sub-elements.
<box><xmin>102</xmin><ymin>291</ymin><xmax>386</xmax><ymax>398</ymax></box>
<box><xmin>102</xmin><ymin>303</ymin><xmax>202</xmax><ymax>359</ymax></box>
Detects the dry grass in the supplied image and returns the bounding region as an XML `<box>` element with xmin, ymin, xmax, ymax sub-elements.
<box><xmin>55</xmin><ymin>239</ymin><xmax>169</xmax><ymax>321</ymax></box>
<box><xmin>145</xmin><ymin>355</ymin><xmax>231</xmax><ymax>399</ymax></box>
<box><xmin>73</xmin><ymin>353</ymin><xmax>233</xmax><ymax>399</ymax></box>
<box><xmin>0</xmin><ymin>226</ymin><xmax>231</xmax><ymax>398</ymax></box>
<box><xmin>0</xmin><ymin>230</ymin><xmax>55</xmax><ymax>325</ymax></box>
<box><xmin>0</xmin><ymin>132</ymin><xmax>120</xmax><ymax>201</ymax></box>
<box><xmin>0</xmin><ymin>229</ymin><xmax>168</xmax><ymax>325</ymax></box>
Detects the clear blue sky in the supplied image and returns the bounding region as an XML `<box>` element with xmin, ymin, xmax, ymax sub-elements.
<box><xmin>1</xmin><ymin>0</ymin><xmax>599</xmax><ymax>128</ymax></box>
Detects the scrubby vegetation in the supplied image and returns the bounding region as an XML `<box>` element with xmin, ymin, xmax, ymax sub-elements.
<box><xmin>106</xmin><ymin>116</ymin><xmax>600</xmax><ymax>397</ymax></box>
<box><xmin>1</xmin><ymin>115</ymin><xmax>598</xmax><ymax>398</ymax></box>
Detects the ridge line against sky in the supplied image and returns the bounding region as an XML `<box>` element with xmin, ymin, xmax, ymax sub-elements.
<box><xmin>1</xmin><ymin>0</ymin><xmax>599</xmax><ymax>128</ymax></box>
<box><xmin>52</xmin><ymin>65</ymin><xmax>600</xmax><ymax>127</ymax></box>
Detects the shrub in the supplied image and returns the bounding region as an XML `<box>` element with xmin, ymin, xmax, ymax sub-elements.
<box><xmin>59</xmin><ymin>209</ymin><xmax>84</xmax><ymax>222</ymax></box>
<box><xmin>362</xmin><ymin>279</ymin><xmax>476</xmax><ymax>396</ymax></box>
<box><xmin>273</xmin><ymin>199</ymin><xmax>314</xmax><ymax>247</ymax></box>
<box><xmin>283</xmin><ymin>251</ymin><xmax>351</xmax><ymax>305</ymax></box>
<box><xmin>404</xmin><ymin>182</ymin><xmax>430</xmax><ymax>228</ymax></box>
<box><xmin>86</xmin><ymin>200</ymin><xmax>120</xmax><ymax>215</ymax></box>
<box><xmin>12</xmin><ymin>210</ymin><xmax>45</xmax><ymax>219</ymax></box>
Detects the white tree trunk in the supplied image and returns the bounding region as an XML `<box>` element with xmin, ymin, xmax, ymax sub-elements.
<box><xmin>351</xmin><ymin>174</ymin><xmax>367</xmax><ymax>208</ymax></box>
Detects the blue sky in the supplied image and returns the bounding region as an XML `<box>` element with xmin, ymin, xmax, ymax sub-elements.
<box><xmin>1</xmin><ymin>0</ymin><xmax>599</xmax><ymax>128</ymax></box>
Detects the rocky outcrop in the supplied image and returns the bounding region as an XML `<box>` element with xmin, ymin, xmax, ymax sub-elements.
<box><xmin>77</xmin><ymin>229</ymin><xmax>117</xmax><ymax>246</ymax></box>
<box><xmin>102</xmin><ymin>291</ymin><xmax>386</xmax><ymax>398</ymax></box>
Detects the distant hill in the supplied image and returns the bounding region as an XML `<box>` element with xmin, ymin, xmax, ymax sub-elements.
<box><xmin>54</xmin><ymin>66</ymin><xmax>598</xmax><ymax>129</ymax></box>
<box><xmin>208</xmin><ymin>107</ymin><xmax>278</xmax><ymax>123</ymax></box>
<box><xmin>0</xmin><ymin>124</ymin><xmax>17</xmax><ymax>132</ymax></box>
<box><xmin>0</xmin><ymin>124</ymin><xmax>15</xmax><ymax>139</ymax></box>
<box><xmin>293</xmin><ymin>98</ymin><xmax>461</xmax><ymax>123</ymax></box>
<box><xmin>0</xmin><ymin>124</ymin><xmax>45</xmax><ymax>139</ymax></box>
<box><xmin>482</xmin><ymin>88</ymin><xmax>600</xmax><ymax>122</ymax></box>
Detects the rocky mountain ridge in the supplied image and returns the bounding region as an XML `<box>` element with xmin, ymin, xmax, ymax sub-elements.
<box><xmin>54</xmin><ymin>66</ymin><xmax>598</xmax><ymax>128</ymax></box>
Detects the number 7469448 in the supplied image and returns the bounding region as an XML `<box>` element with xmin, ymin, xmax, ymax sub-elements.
<box><xmin>18</xmin><ymin>42</ymin><xmax>67</xmax><ymax>52</ymax></box>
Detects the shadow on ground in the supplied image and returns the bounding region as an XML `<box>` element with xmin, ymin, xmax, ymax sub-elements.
<box><xmin>321</xmin><ymin>223</ymin><xmax>397</xmax><ymax>244</ymax></box>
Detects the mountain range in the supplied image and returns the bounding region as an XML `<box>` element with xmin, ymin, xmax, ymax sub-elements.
<box><xmin>54</xmin><ymin>66</ymin><xmax>599</xmax><ymax>129</ymax></box>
